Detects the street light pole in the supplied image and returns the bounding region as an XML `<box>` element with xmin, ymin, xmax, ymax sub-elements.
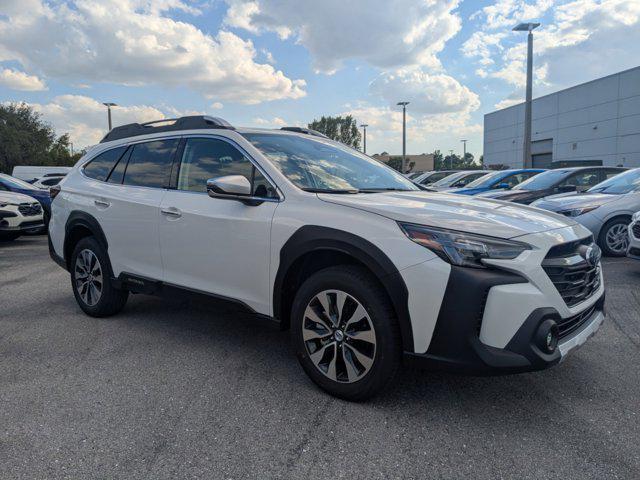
<box><xmin>513</xmin><ymin>22</ymin><xmax>540</xmax><ymax>169</ymax></box>
<box><xmin>460</xmin><ymin>139</ymin><xmax>467</xmax><ymax>163</ymax></box>
<box><xmin>102</xmin><ymin>102</ymin><xmax>117</xmax><ymax>131</ymax></box>
<box><xmin>360</xmin><ymin>124</ymin><xmax>369</xmax><ymax>154</ymax></box>
<box><xmin>397</xmin><ymin>102</ymin><xmax>409</xmax><ymax>172</ymax></box>
<box><xmin>449</xmin><ymin>149</ymin><xmax>454</xmax><ymax>170</ymax></box>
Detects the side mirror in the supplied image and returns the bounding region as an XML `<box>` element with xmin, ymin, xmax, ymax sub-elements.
<box><xmin>207</xmin><ymin>175</ymin><xmax>252</xmax><ymax>198</ymax></box>
<box><xmin>453</xmin><ymin>181</ymin><xmax>466</xmax><ymax>188</ymax></box>
<box><xmin>495</xmin><ymin>182</ymin><xmax>510</xmax><ymax>190</ymax></box>
<box><xmin>558</xmin><ymin>184</ymin><xmax>576</xmax><ymax>193</ymax></box>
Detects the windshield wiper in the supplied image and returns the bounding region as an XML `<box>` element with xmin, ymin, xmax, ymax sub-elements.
<box><xmin>301</xmin><ymin>187</ymin><xmax>360</xmax><ymax>194</ymax></box>
<box><xmin>358</xmin><ymin>187</ymin><xmax>415</xmax><ymax>193</ymax></box>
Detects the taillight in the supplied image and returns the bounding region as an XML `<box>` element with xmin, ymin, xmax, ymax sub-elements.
<box><xmin>50</xmin><ymin>185</ymin><xmax>61</xmax><ymax>199</ymax></box>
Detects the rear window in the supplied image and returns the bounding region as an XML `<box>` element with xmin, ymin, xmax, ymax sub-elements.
<box><xmin>83</xmin><ymin>147</ymin><xmax>128</xmax><ymax>181</ymax></box>
<box><xmin>123</xmin><ymin>139</ymin><xmax>179</xmax><ymax>188</ymax></box>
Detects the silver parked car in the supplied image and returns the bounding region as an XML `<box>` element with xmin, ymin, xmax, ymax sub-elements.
<box><xmin>628</xmin><ymin>211</ymin><xmax>640</xmax><ymax>260</ymax></box>
<box><xmin>532</xmin><ymin>168</ymin><xmax>640</xmax><ymax>256</ymax></box>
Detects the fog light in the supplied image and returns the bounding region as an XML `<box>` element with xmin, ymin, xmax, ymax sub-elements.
<box><xmin>536</xmin><ymin>319</ymin><xmax>559</xmax><ymax>354</ymax></box>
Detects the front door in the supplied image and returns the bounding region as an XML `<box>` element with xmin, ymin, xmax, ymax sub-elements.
<box><xmin>159</xmin><ymin>136</ymin><xmax>280</xmax><ymax>314</ymax></box>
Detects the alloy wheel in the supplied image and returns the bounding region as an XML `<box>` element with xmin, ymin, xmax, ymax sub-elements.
<box><xmin>75</xmin><ymin>249</ymin><xmax>103</xmax><ymax>306</ymax></box>
<box><xmin>302</xmin><ymin>289</ymin><xmax>376</xmax><ymax>383</ymax></box>
<box><xmin>605</xmin><ymin>223</ymin><xmax>629</xmax><ymax>254</ymax></box>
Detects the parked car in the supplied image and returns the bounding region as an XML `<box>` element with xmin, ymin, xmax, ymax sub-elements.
<box><xmin>12</xmin><ymin>166</ymin><xmax>72</xmax><ymax>183</ymax></box>
<box><xmin>413</xmin><ymin>170</ymin><xmax>460</xmax><ymax>186</ymax></box>
<box><xmin>532</xmin><ymin>168</ymin><xmax>640</xmax><ymax>256</ymax></box>
<box><xmin>405</xmin><ymin>171</ymin><xmax>424</xmax><ymax>180</ymax></box>
<box><xmin>628</xmin><ymin>211</ymin><xmax>640</xmax><ymax>260</ymax></box>
<box><xmin>49</xmin><ymin>115</ymin><xmax>606</xmax><ymax>400</ymax></box>
<box><xmin>0</xmin><ymin>173</ymin><xmax>52</xmax><ymax>222</ymax></box>
<box><xmin>448</xmin><ymin>169</ymin><xmax>545</xmax><ymax>196</ymax></box>
<box><xmin>424</xmin><ymin>170</ymin><xmax>490</xmax><ymax>191</ymax></box>
<box><xmin>0</xmin><ymin>191</ymin><xmax>44</xmax><ymax>241</ymax></box>
<box><xmin>32</xmin><ymin>174</ymin><xmax>66</xmax><ymax>190</ymax></box>
<box><xmin>477</xmin><ymin>167</ymin><xmax>626</xmax><ymax>204</ymax></box>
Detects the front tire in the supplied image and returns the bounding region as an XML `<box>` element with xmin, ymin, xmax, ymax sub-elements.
<box><xmin>599</xmin><ymin>217</ymin><xmax>630</xmax><ymax>257</ymax></box>
<box><xmin>70</xmin><ymin>237</ymin><xmax>128</xmax><ymax>317</ymax></box>
<box><xmin>291</xmin><ymin>265</ymin><xmax>401</xmax><ymax>401</ymax></box>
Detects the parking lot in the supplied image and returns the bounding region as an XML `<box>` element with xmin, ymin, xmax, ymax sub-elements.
<box><xmin>1</xmin><ymin>235</ymin><xmax>639</xmax><ymax>479</ymax></box>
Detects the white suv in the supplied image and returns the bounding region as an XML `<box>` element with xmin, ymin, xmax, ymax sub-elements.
<box><xmin>49</xmin><ymin>116</ymin><xmax>606</xmax><ymax>400</ymax></box>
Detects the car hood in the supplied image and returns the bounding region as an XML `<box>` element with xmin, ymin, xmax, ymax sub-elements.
<box><xmin>318</xmin><ymin>191</ymin><xmax>576</xmax><ymax>239</ymax></box>
<box><xmin>533</xmin><ymin>193</ymin><xmax>621</xmax><ymax>211</ymax></box>
<box><xmin>0</xmin><ymin>191</ymin><xmax>38</xmax><ymax>203</ymax></box>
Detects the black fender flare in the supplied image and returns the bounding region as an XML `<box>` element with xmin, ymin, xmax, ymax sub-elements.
<box><xmin>273</xmin><ymin>225</ymin><xmax>414</xmax><ymax>352</ymax></box>
<box><xmin>64</xmin><ymin>211</ymin><xmax>109</xmax><ymax>262</ymax></box>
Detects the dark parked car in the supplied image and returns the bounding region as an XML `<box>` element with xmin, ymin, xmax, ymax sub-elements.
<box><xmin>477</xmin><ymin>167</ymin><xmax>626</xmax><ymax>204</ymax></box>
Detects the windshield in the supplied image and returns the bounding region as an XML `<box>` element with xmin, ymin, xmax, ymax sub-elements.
<box><xmin>464</xmin><ymin>171</ymin><xmax>505</xmax><ymax>188</ymax></box>
<box><xmin>431</xmin><ymin>171</ymin><xmax>488</xmax><ymax>188</ymax></box>
<box><xmin>588</xmin><ymin>168</ymin><xmax>640</xmax><ymax>194</ymax></box>
<box><xmin>0</xmin><ymin>173</ymin><xmax>38</xmax><ymax>190</ymax></box>
<box><xmin>513</xmin><ymin>169</ymin><xmax>570</xmax><ymax>191</ymax></box>
<box><xmin>243</xmin><ymin>133</ymin><xmax>418</xmax><ymax>192</ymax></box>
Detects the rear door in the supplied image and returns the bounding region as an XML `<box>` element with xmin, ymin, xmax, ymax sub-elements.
<box><xmin>86</xmin><ymin>138</ymin><xmax>179</xmax><ymax>280</ymax></box>
<box><xmin>158</xmin><ymin>136</ymin><xmax>280</xmax><ymax>314</ymax></box>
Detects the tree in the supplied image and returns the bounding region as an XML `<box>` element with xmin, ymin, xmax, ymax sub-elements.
<box><xmin>308</xmin><ymin>115</ymin><xmax>361</xmax><ymax>149</ymax></box>
<box><xmin>435</xmin><ymin>150</ymin><xmax>481</xmax><ymax>170</ymax></box>
<box><xmin>386</xmin><ymin>156</ymin><xmax>404</xmax><ymax>172</ymax></box>
<box><xmin>0</xmin><ymin>103</ymin><xmax>82</xmax><ymax>174</ymax></box>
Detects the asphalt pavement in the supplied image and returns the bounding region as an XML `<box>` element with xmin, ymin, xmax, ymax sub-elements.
<box><xmin>1</xmin><ymin>236</ymin><xmax>639</xmax><ymax>479</ymax></box>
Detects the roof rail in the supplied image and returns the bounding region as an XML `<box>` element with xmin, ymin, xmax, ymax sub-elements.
<box><xmin>100</xmin><ymin>115</ymin><xmax>234</xmax><ymax>143</ymax></box>
<box><xmin>280</xmin><ymin>126</ymin><xmax>329</xmax><ymax>139</ymax></box>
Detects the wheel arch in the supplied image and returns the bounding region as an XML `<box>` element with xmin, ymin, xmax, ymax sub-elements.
<box><xmin>64</xmin><ymin>211</ymin><xmax>109</xmax><ymax>269</ymax></box>
<box><xmin>273</xmin><ymin>225</ymin><xmax>414</xmax><ymax>352</ymax></box>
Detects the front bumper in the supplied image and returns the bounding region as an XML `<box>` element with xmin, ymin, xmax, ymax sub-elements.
<box><xmin>628</xmin><ymin>219</ymin><xmax>640</xmax><ymax>260</ymax></box>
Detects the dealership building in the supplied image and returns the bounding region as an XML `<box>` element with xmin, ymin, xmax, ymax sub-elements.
<box><xmin>483</xmin><ymin>66</ymin><xmax>640</xmax><ymax>169</ymax></box>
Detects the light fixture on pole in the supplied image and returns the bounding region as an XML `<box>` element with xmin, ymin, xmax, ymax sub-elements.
<box><xmin>397</xmin><ymin>102</ymin><xmax>409</xmax><ymax>172</ymax></box>
<box><xmin>460</xmin><ymin>139</ymin><xmax>467</xmax><ymax>162</ymax></box>
<box><xmin>513</xmin><ymin>22</ymin><xmax>540</xmax><ymax>168</ymax></box>
<box><xmin>360</xmin><ymin>124</ymin><xmax>369</xmax><ymax>154</ymax></box>
<box><xmin>102</xmin><ymin>102</ymin><xmax>117</xmax><ymax>131</ymax></box>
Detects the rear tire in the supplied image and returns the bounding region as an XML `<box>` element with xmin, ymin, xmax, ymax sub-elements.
<box><xmin>291</xmin><ymin>265</ymin><xmax>402</xmax><ymax>401</ymax></box>
<box><xmin>598</xmin><ymin>217</ymin><xmax>630</xmax><ymax>257</ymax></box>
<box><xmin>70</xmin><ymin>237</ymin><xmax>128</xmax><ymax>317</ymax></box>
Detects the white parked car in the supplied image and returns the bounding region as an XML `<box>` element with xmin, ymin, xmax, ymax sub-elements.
<box><xmin>48</xmin><ymin>116</ymin><xmax>606</xmax><ymax>400</ymax></box>
<box><xmin>0</xmin><ymin>191</ymin><xmax>44</xmax><ymax>241</ymax></box>
<box><xmin>628</xmin><ymin>211</ymin><xmax>640</xmax><ymax>260</ymax></box>
<box><xmin>532</xmin><ymin>168</ymin><xmax>640</xmax><ymax>256</ymax></box>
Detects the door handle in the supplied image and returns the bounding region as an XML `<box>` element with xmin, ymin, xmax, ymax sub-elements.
<box><xmin>94</xmin><ymin>199</ymin><xmax>110</xmax><ymax>208</ymax></box>
<box><xmin>161</xmin><ymin>207</ymin><xmax>182</xmax><ymax>218</ymax></box>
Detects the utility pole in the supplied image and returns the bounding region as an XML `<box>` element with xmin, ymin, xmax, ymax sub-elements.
<box><xmin>513</xmin><ymin>22</ymin><xmax>540</xmax><ymax>168</ymax></box>
<box><xmin>397</xmin><ymin>102</ymin><xmax>409</xmax><ymax>172</ymax></box>
<box><xmin>360</xmin><ymin>124</ymin><xmax>369</xmax><ymax>154</ymax></box>
<box><xmin>460</xmin><ymin>139</ymin><xmax>467</xmax><ymax>163</ymax></box>
<box><xmin>449</xmin><ymin>149</ymin><xmax>454</xmax><ymax>170</ymax></box>
<box><xmin>103</xmin><ymin>102</ymin><xmax>117</xmax><ymax>131</ymax></box>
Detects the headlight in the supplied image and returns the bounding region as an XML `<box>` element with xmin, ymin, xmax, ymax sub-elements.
<box><xmin>0</xmin><ymin>202</ymin><xmax>17</xmax><ymax>208</ymax></box>
<box><xmin>557</xmin><ymin>205</ymin><xmax>600</xmax><ymax>217</ymax></box>
<box><xmin>399</xmin><ymin>223</ymin><xmax>531</xmax><ymax>269</ymax></box>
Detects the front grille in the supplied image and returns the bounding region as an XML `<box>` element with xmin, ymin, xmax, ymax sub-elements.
<box><xmin>542</xmin><ymin>238</ymin><xmax>601</xmax><ymax>308</ymax></box>
<box><xmin>632</xmin><ymin>222</ymin><xmax>640</xmax><ymax>240</ymax></box>
<box><xmin>19</xmin><ymin>220</ymin><xmax>43</xmax><ymax>229</ymax></box>
<box><xmin>557</xmin><ymin>305</ymin><xmax>597</xmax><ymax>339</ymax></box>
<box><xmin>18</xmin><ymin>202</ymin><xmax>42</xmax><ymax>216</ymax></box>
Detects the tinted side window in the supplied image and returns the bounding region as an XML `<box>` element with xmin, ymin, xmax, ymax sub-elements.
<box><xmin>177</xmin><ymin>138</ymin><xmax>276</xmax><ymax>197</ymax></box>
<box><xmin>83</xmin><ymin>146</ymin><xmax>127</xmax><ymax>181</ymax></box>
<box><xmin>603</xmin><ymin>168</ymin><xmax>623</xmax><ymax>180</ymax></box>
<box><xmin>107</xmin><ymin>147</ymin><xmax>131</xmax><ymax>184</ymax></box>
<box><xmin>123</xmin><ymin>139</ymin><xmax>179</xmax><ymax>188</ymax></box>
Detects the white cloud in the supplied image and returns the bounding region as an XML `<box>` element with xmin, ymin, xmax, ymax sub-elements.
<box><xmin>251</xmin><ymin>116</ymin><xmax>288</xmax><ymax>127</ymax></box>
<box><xmin>224</xmin><ymin>0</ymin><xmax>462</xmax><ymax>73</ymax></box>
<box><xmin>22</xmin><ymin>95</ymin><xmax>174</xmax><ymax>147</ymax></box>
<box><xmin>211</xmin><ymin>102</ymin><xmax>224</xmax><ymax>110</ymax></box>
<box><xmin>0</xmin><ymin>0</ymin><xmax>305</xmax><ymax>104</ymax></box>
<box><xmin>470</xmin><ymin>0</ymin><xmax>554</xmax><ymax>30</ymax></box>
<box><xmin>0</xmin><ymin>68</ymin><xmax>47</xmax><ymax>91</ymax></box>
<box><xmin>370</xmin><ymin>68</ymin><xmax>481</xmax><ymax>115</ymax></box>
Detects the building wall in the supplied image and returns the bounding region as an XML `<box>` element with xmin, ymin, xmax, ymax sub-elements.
<box><xmin>372</xmin><ymin>154</ymin><xmax>434</xmax><ymax>172</ymax></box>
<box><xmin>484</xmin><ymin>66</ymin><xmax>640</xmax><ymax>169</ymax></box>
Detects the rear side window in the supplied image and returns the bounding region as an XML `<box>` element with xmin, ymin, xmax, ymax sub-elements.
<box><xmin>123</xmin><ymin>139</ymin><xmax>179</xmax><ymax>188</ymax></box>
<box><xmin>83</xmin><ymin>146</ymin><xmax>127</xmax><ymax>181</ymax></box>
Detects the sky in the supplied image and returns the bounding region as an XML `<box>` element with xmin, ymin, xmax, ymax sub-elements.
<box><xmin>0</xmin><ymin>0</ymin><xmax>639</xmax><ymax>158</ymax></box>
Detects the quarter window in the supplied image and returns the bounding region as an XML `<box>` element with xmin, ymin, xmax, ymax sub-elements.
<box><xmin>177</xmin><ymin>138</ymin><xmax>276</xmax><ymax>198</ymax></box>
<box><xmin>123</xmin><ymin>139</ymin><xmax>179</xmax><ymax>188</ymax></box>
<box><xmin>83</xmin><ymin>146</ymin><xmax>128</xmax><ymax>182</ymax></box>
